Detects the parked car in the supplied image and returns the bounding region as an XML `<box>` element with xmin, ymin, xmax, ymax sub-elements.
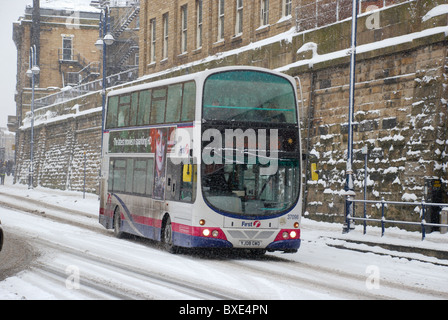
<box><xmin>0</xmin><ymin>219</ymin><xmax>3</xmax><ymax>252</ymax></box>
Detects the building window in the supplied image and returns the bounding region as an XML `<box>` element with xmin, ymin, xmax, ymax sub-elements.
<box><xmin>162</xmin><ymin>13</ymin><xmax>169</xmax><ymax>59</ymax></box>
<box><xmin>282</xmin><ymin>0</ymin><xmax>292</xmax><ymax>17</ymax></box>
<box><xmin>218</xmin><ymin>0</ymin><xmax>225</xmax><ymax>41</ymax></box>
<box><xmin>181</xmin><ymin>5</ymin><xmax>188</xmax><ymax>53</ymax></box>
<box><xmin>62</xmin><ymin>35</ymin><xmax>74</xmax><ymax>61</ymax></box>
<box><xmin>196</xmin><ymin>0</ymin><xmax>203</xmax><ymax>48</ymax></box>
<box><xmin>235</xmin><ymin>0</ymin><xmax>243</xmax><ymax>35</ymax></box>
<box><xmin>260</xmin><ymin>0</ymin><xmax>269</xmax><ymax>26</ymax></box>
<box><xmin>150</xmin><ymin>19</ymin><xmax>156</xmax><ymax>63</ymax></box>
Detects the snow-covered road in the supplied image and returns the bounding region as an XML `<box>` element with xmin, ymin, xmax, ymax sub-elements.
<box><xmin>0</xmin><ymin>179</ymin><xmax>447</xmax><ymax>300</ymax></box>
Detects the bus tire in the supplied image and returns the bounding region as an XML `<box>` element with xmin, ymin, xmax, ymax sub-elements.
<box><xmin>162</xmin><ymin>215</ymin><xmax>178</xmax><ymax>253</ymax></box>
<box><xmin>113</xmin><ymin>207</ymin><xmax>124</xmax><ymax>238</ymax></box>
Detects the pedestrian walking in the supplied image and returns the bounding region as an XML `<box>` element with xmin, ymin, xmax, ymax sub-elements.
<box><xmin>0</xmin><ymin>161</ymin><xmax>5</xmax><ymax>185</ymax></box>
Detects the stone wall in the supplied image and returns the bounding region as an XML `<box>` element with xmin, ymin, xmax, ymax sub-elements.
<box><xmin>297</xmin><ymin>38</ymin><xmax>448</xmax><ymax>223</ymax></box>
<box><xmin>283</xmin><ymin>0</ymin><xmax>448</xmax><ymax>222</ymax></box>
<box><xmin>15</xmin><ymin>93</ymin><xmax>103</xmax><ymax>194</ymax></box>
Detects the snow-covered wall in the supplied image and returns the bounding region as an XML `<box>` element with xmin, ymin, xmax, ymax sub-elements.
<box><xmin>15</xmin><ymin>93</ymin><xmax>102</xmax><ymax>193</ymax></box>
<box><xmin>299</xmin><ymin>37</ymin><xmax>448</xmax><ymax>223</ymax></box>
<box><xmin>288</xmin><ymin>1</ymin><xmax>448</xmax><ymax>223</ymax></box>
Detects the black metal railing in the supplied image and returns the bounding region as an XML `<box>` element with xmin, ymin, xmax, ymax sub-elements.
<box><xmin>345</xmin><ymin>196</ymin><xmax>448</xmax><ymax>240</ymax></box>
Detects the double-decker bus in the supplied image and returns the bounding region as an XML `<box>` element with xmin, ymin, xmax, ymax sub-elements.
<box><xmin>99</xmin><ymin>66</ymin><xmax>302</xmax><ymax>254</ymax></box>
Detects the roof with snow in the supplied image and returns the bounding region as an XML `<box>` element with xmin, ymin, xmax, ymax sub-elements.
<box><xmin>27</xmin><ymin>0</ymin><xmax>101</xmax><ymax>13</ymax></box>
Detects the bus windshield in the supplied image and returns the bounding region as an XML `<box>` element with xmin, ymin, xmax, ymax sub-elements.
<box><xmin>202</xmin><ymin>160</ymin><xmax>300</xmax><ymax>217</ymax></box>
<box><xmin>203</xmin><ymin>70</ymin><xmax>297</xmax><ymax>123</ymax></box>
<box><xmin>202</xmin><ymin>70</ymin><xmax>300</xmax><ymax>217</ymax></box>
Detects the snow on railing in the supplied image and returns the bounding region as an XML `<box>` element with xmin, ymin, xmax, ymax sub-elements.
<box><xmin>34</xmin><ymin>67</ymin><xmax>138</xmax><ymax>109</ymax></box>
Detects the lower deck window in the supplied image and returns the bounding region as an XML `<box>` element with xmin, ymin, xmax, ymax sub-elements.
<box><xmin>108</xmin><ymin>158</ymin><xmax>154</xmax><ymax>196</ymax></box>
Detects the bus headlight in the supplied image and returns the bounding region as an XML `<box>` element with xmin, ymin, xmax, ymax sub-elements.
<box><xmin>202</xmin><ymin>229</ymin><xmax>219</xmax><ymax>237</ymax></box>
<box><xmin>195</xmin><ymin>227</ymin><xmax>227</xmax><ymax>240</ymax></box>
<box><xmin>275</xmin><ymin>229</ymin><xmax>300</xmax><ymax>242</ymax></box>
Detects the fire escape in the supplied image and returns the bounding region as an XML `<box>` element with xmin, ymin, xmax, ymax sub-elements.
<box><xmin>59</xmin><ymin>0</ymin><xmax>140</xmax><ymax>87</ymax></box>
<box><xmin>58</xmin><ymin>48</ymin><xmax>101</xmax><ymax>87</ymax></box>
<box><xmin>107</xmin><ymin>1</ymin><xmax>140</xmax><ymax>76</ymax></box>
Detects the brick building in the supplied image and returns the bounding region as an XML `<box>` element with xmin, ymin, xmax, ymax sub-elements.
<box><xmin>140</xmin><ymin>0</ymin><xmax>301</xmax><ymax>76</ymax></box>
<box><xmin>138</xmin><ymin>0</ymin><xmax>408</xmax><ymax>76</ymax></box>
<box><xmin>12</xmin><ymin>0</ymin><xmax>102</xmax><ymax>130</ymax></box>
<box><xmin>0</xmin><ymin>128</ymin><xmax>15</xmax><ymax>162</ymax></box>
<box><xmin>11</xmin><ymin>0</ymin><xmax>140</xmax><ymax>132</ymax></box>
<box><xmin>11</xmin><ymin>0</ymin><xmax>140</xmax><ymax>191</ymax></box>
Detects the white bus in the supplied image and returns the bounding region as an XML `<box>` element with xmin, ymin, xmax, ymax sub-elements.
<box><xmin>99</xmin><ymin>66</ymin><xmax>303</xmax><ymax>254</ymax></box>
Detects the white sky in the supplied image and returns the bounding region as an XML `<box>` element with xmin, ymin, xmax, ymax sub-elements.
<box><xmin>0</xmin><ymin>0</ymin><xmax>32</xmax><ymax>129</ymax></box>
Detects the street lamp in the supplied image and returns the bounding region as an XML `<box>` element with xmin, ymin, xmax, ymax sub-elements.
<box><xmin>94</xmin><ymin>38</ymin><xmax>104</xmax><ymax>50</ymax></box>
<box><xmin>95</xmin><ymin>32</ymin><xmax>115</xmax><ymax>50</ymax></box>
<box><xmin>343</xmin><ymin>0</ymin><xmax>359</xmax><ymax>233</ymax></box>
<box><xmin>104</xmin><ymin>32</ymin><xmax>115</xmax><ymax>46</ymax></box>
<box><xmin>97</xmin><ymin>6</ymin><xmax>115</xmax><ymax>167</ymax></box>
<box><xmin>26</xmin><ymin>45</ymin><xmax>40</xmax><ymax>189</ymax></box>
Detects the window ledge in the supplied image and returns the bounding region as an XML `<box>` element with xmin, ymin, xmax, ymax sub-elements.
<box><xmin>212</xmin><ymin>40</ymin><xmax>225</xmax><ymax>49</ymax></box>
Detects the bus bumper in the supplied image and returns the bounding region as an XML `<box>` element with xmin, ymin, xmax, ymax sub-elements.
<box><xmin>266</xmin><ymin>239</ymin><xmax>301</xmax><ymax>253</ymax></box>
<box><xmin>177</xmin><ymin>234</ymin><xmax>301</xmax><ymax>253</ymax></box>
<box><xmin>175</xmin><ymin>231</ymin><xmax>233</xmax><ymax>249</ymax></box>
<box><xmin>186</xmin><ymin>237</ymin><xmax>301</xmax><ymax>253</ymax></box>
<box><xmin>175</xmin><ymin>230</ymin><xmax>301</xmax><ymax>253</ymax></box>
<box><xmin>190</xmin><ymin>236</ymin><xmax>234</xmax><ymax>248</ymax></box>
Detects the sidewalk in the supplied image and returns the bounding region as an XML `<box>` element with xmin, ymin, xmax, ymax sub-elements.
<box><xmin>302</xmin><ymin>216</ymin><xmax>448</xmax><ymax>264</ymax></box>
<box><xmin>1</xmin><ymin>175</ymin><xmax>447</xmax><ymax>262</ymax></box>
<box><xmin>0</xmin><ymin>175</ymin><xmax>99</xmax><ymax>219</ymax></box>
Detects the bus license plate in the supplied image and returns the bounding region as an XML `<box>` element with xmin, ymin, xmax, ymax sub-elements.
<box><xmin>240</xmin><ymin>240</ymin><xmax>261</xmax><ymax>246</ymax></box>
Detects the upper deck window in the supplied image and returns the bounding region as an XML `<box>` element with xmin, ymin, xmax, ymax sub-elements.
<box><xmin>105</xmin><ymin>81</ymin><xmax>196</xmax><ymax>129</ymax></box>
<box><xmin>203</xmin><ymin>70</ymin><xmax>297</xmax><ymax>124</ymax></box>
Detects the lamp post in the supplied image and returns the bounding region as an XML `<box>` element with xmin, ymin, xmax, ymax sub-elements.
<box><xmin>26</xmin><ymin>45</ymin><xmax>40</xmax><ymax>189</ymax></box>
<box><xmin>95</xmin><ymin>6</ymin><xmax>115</xmax><ymax>161</ymax></box>
<box><xmin>343</xmin><ymin>0</ymin><xmax>359</xmax><ymax>233</ymax></box>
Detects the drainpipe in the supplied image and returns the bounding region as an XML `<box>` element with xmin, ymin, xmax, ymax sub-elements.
<box><xmin>31</xmin><ymin>0</ymin><xmax>40</xmax><ymax>85</ymax></box>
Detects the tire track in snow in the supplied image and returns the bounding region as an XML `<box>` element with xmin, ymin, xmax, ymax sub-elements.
<box><xmin>207</xmin><ymin>252</ymin><xmax>448</xmax><ymax>300</ymax></box>
<box><xmin>31</xmin><ymin>238</ymin><xmax>242</xmax><ymax>300</ymax></box>
<box><xmin>2</xmin><ymin>191</ymin><xmax>447</xmax><ymax>300</ymax></box>
<box><xmin>0</xmin><ymin>194</ymin><xmax>242</xmax><ymax>299</ymax></box>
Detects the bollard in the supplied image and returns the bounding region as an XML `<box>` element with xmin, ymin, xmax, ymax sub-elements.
<box><xmin>440</xmin><ymin>207</ymin><xmax>448</xmax><ymax>234</ymax></box>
